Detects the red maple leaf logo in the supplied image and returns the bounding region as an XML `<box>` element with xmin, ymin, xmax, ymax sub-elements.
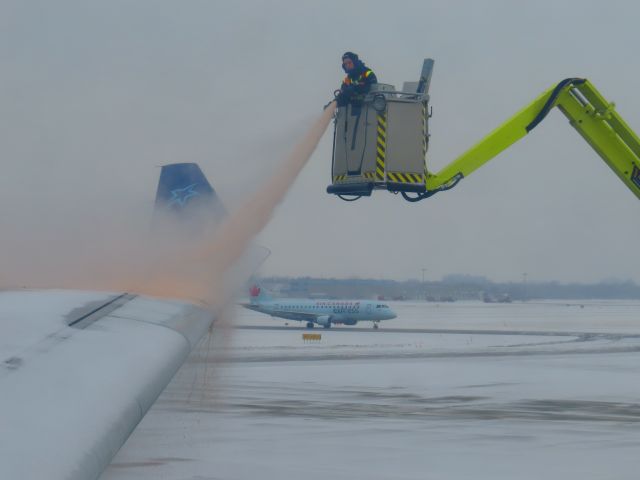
<box><xmin>250</xmin><ymin>285</ymin><xmax>261</xmax><ymax>297</ymax></box>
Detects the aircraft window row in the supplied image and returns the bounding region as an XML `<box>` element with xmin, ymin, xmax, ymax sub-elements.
<box><xmin>376</xmin><ymin>304</ymin><xmax>389</xmax><ymax>308</ymax></box>
<box><xmin>286</xmin><ymin>305</ymin><xmax>355</xmax><ymax>309</ymax></box>
<box><xmin>288</xmin><ymin>305</ymin><xmax>354</xmax><ymax>310</ymax></box>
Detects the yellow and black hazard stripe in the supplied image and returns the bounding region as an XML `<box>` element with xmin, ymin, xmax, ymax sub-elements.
<box><xmin>422</xmin><ymin>102</ymin><xmax>429</xmax><ymax>186</ymax></box>
<box><xmin>387</xmin><ymin>172</ymin><xmax>424</xmax><ymax>184</ymax></box>
<box><xmin>333</xmin><ymin>174</ymin><xmax>347</xmax><ymax>183</ymax></box>
<box><xmin>336</xmin><ymin>172</ymin><xmax>379</xmax><ymax>182</ymax></box>
<box><xmin>376</xmin><ymin>113</ymin><xmax>387</xmax><ymax>181</ymax></box>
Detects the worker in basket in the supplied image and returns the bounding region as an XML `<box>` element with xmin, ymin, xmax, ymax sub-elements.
<box><xmin>336</xmin><ymin>52</ymin><xmax>377</xmax><ymax>108</ymax></box>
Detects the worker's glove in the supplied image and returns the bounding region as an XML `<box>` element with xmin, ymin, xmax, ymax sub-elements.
<box><xmin>342</xmin><ymin>85</ymin><xmax>355</xmax><ymax>95</ymax></box>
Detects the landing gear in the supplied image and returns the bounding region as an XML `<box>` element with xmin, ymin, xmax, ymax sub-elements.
<box><xmin>373</xmin><ymin>323</ymin><xmax>379</xmax><ymax>329</ymax></box>
<box><xmin>306</xmin><ymin>322</ymin><xmax>315</xmax><ymax>329</ymax></box>
<box><xmin>323</xmin><ymin>323</ymin><xmax>332</xmax><ymax>329</ymax></box>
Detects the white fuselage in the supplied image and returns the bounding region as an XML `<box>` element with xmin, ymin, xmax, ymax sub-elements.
<box><xmin>245</xmin><ymin>298</ymin><xmax>396</xmax><ymax>326</ymax></box>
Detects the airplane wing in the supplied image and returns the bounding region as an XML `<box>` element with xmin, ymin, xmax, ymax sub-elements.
<box><xmin>0</xmin><ymin>163</ymin><xmax>268</xmax><ymax>479</ymax></box>
<box><xmin>0</xmin><ymin>289</ymin><xmax>214</xmax><ymax>480</ymax></box>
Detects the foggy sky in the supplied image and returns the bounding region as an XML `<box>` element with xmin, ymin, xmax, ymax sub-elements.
<box><xmin>0</xmin><ymin>0</ymin><xmax>638</xmax><ymax>285</ymax></box>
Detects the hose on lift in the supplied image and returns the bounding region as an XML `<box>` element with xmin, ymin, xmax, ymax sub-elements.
<box><xmin>526</xmin><ymin>78</ymin><xmax>585</xmax><ymax>132</ymax></box>
<box><xmin>338</xmin><ymin>194</ymin><xmax>362</xmax><ymax>202</ymax></box>
<box><xmin>400</xmin><ymin>173</ymin><xmax>463</xmax><ymax>202</ymax></box>
<box><xmin>401</xmin><ymin>190</ymin><xmax>438</xmax><ymax>202</ymax></box>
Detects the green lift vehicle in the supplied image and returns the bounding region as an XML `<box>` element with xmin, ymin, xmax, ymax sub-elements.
<box><xmin>327</xmin><ymin>59</ymin><xmax>640</xmax><ymax>202</ymax></box>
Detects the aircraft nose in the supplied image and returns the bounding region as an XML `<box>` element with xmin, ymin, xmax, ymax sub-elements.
<box><xmin>387</xmin><ymin>310</ymin><xmax>397</xmax><ymax>320</ymax></box>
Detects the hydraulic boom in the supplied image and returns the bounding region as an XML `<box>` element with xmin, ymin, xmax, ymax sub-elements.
<box><xmin>423</xmin><ymin>78</ymin><xmax>640</xmax><ymax>201</ymax></box>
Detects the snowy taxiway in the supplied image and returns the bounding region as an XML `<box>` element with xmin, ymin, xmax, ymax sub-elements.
<box><xmin>103</xmin><ymin>300</ymin><xmax>640</xmax><ymax>479</ymax></box>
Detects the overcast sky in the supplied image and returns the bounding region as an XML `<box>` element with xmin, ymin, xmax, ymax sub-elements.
<box><xmin>0</xmin><ymin>0</ymin><xmax>638</xmax><ymax>284</ymax></box>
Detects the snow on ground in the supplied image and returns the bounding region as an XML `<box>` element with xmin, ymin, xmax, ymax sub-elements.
<box><xmin>103</xmin><ymin>300</ymin><xmax>640</xmax><ymax>480</ymax></box>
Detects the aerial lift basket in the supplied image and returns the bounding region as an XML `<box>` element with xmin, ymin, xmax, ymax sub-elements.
<box><xmin>328</xmin><ymin>58</ymin><xmax>640</xmax><ymax>202</ymax></box>
<box><xmin>327</xmin><ymin>59</ymin><xmax>435</xmax><ymax>200</ymax></box>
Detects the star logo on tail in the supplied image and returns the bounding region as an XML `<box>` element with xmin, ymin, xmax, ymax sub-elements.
<box><xmin>167</xmin><ymin>184</ymin><xmax>199</xmax><ymax>207</ymax></box>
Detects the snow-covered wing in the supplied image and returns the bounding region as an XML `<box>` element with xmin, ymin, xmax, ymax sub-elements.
<box><xmin>0</xmin><ymin>289</ymin><xmax>213</xmax><ymax>480</ymax></box>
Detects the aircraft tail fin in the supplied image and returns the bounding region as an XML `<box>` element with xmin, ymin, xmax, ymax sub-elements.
<box><xmin>249</xmin><ymin>285</ymin><xmax>272</xmax><ymax>304</ymax></box>
<box><xmin>153</xmin><ymin>163</ymin><xmax>226</xmax><ymax>230</ymax></box>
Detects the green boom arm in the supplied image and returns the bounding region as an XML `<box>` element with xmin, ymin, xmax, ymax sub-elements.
<box><xmin>425</xmin><ymin>78</ymin><xmax>640</xmax><ymax>199</ymax></box>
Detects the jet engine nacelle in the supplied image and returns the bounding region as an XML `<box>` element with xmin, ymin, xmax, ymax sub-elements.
<box><xmin>315</xmin><ymin>316</ymin><xmax>332</xmax><ymax>327</ymax></box>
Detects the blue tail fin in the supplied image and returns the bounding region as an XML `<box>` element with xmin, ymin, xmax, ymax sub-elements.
<box><xmin>153</xmin><ymin>163</ymin><xmax>226</xmax><ymax>229</ymax></box>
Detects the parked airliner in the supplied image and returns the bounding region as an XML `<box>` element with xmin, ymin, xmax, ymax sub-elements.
<box><xmin>242</xmin><ymin>286</ymin><xmax>397</xmax><ymax>328</ymax></box>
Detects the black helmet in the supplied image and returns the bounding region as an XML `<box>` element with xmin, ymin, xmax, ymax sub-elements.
<box><xmin>342</xmin><ymin>51</ymin><xmax>359</xmax><ymax>63</ymax></box>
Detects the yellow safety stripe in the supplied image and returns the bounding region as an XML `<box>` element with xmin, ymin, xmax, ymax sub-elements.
<box><xmin>387</xmin><ymin>172</ymin><xmax>424</xmax><ymax>184</ymax></box>
<box><xmin>376</xmin><ymin>112</ymin><xmax>387</xmax><ymax>181</ymax></box>
<box><xmin>335</xmin><ymin>172</ymin><xmax>383</xmax><ymax>182</ymax></box>
<box><xmin>343</xmin><ymin>70</ymin><xmax>373</xmax><ymax>86</ymax></box>
<box><xmin>333</xmin><ymin>174</ymin><xmax>347</xmax><ymax>182</ymax></box>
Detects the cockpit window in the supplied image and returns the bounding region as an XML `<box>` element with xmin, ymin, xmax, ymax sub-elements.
<box><xmin>376</xmin><ymin>304</ymin><xmax>389</xmax><ymax>308</ymax></box>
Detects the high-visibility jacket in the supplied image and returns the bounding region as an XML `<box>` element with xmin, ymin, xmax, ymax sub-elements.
<box><xmin>338</xmin><ymin>68</ymin><xmax>377</xmax><ymax>106</ymax></box>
